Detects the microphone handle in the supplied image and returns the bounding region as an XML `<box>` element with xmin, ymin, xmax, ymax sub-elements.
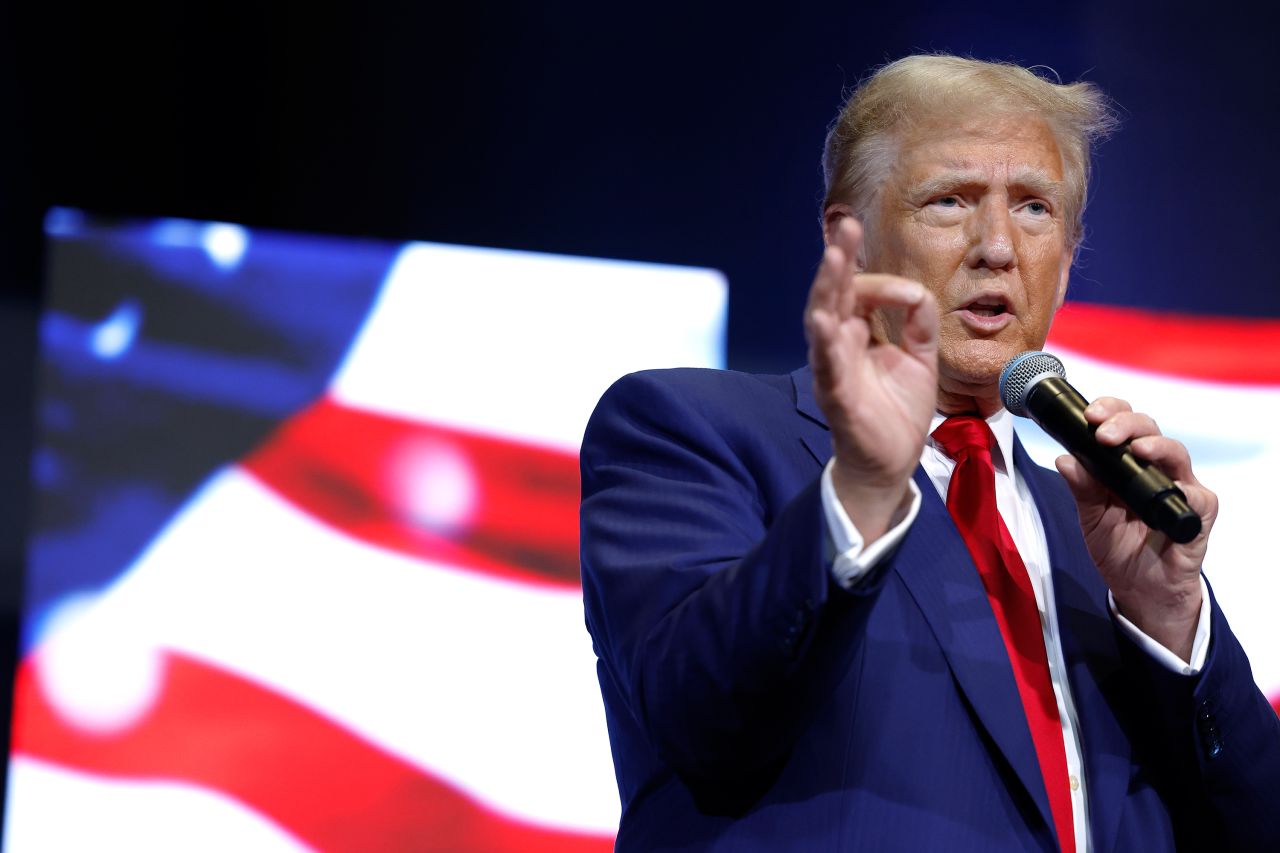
<box><xmin>1025</xmin><ymin>377</ymin><xmax>1202</xmax><ymax>544</ymax></box>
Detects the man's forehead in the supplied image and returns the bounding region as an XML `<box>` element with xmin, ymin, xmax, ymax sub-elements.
<box><xmin>916</xmin><ymin>163</ymin><xmax>1063</xmax><ymax>188</ymax></box>
<box><xmin>892</xmin><ymin>118</ymin><xmax>1066</xmax><ymax>184</ymax></box>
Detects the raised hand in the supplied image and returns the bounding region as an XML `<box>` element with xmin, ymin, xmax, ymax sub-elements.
<box><xmin>1055</xmin><ymin>396</ymin><xmax>1216</xmax><ymax>660</ymax></box>
<box><xmin>804</xmin><ymin>218</ymin><xmax>939</xmax><ymax>542</ymax></box>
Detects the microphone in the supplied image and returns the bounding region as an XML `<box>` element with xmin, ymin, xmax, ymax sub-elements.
<box><xmin>999</xmin><ymin>351</ymin><xmax>1201</xmax><ymax>544</ymax></box>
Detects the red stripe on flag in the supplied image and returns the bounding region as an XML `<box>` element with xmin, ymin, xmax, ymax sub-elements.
<box><xmin>241</xmin><ymin>397</ymin><xmax>581</xmax><ymax>590</ymax></box>
<box><xmin>1048</xmin><ymin>302</ymin><xmax>1280</xmax><ymax>385</ymax></box>
<box><xmin>11</xmin><ymin>653</ymin><xmax>614</xmax><ymax>852</ymax></box>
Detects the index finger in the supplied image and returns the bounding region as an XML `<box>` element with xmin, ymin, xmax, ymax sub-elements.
<box><xmin>1094</xmin><ymin>410</ymin><xmax>1161</xmax><ymax>446</ymax></box>
<box><xmin>1082</xmin><ymin>396</ymin><xmax>1133</xmax><ymax>424</ymax></box>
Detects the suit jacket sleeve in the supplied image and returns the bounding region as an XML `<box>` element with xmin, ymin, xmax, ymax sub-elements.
<box><xmin>580</xmin><ymin>369</ymin><xmax>876</xmax><ymax>790</ymax></box>
<box><xmin>1113</xmin><ymin>581</ymin><xmax>1280</xmax><ymax>851</ymax></box>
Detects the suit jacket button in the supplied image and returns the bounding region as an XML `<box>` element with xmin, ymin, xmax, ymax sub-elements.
<box><xmin>1200</xmin><ymin>725</ymin><xmax>1224</xmax><ymax>759</ymax></box>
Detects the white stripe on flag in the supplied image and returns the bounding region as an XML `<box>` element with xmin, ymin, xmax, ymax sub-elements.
<box><xmin>4</xmin><ymin>757</ymin><xmax>312</xmax><ymax>853</ymax></box>
<box><xmin>328</xmin><ymin>241</ymin><xmax>728</xmax><ymax>450</ymax></box>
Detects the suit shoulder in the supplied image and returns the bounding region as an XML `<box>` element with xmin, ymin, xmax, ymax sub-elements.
<box><xmin>597</xmin><ymin>367</ymin><xmax>794</xmax><ymax>413</ymax></box>
<box><xmin>583</xmin><ymin>367</ymin><xmax>799</xmax><ymax>457</ymax></box>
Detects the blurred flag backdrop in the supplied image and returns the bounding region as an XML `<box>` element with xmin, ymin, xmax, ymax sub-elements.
<box><xmin>3</xmin><ymin>210</ymin><xmax>725</xmax><ymax>851</ymax></box>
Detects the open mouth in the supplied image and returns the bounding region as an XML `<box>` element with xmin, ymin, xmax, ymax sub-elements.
<box><xmin>963</xmin><ymin>296</ymin><xmax>1009</xmax><ymax>317</ymax></box>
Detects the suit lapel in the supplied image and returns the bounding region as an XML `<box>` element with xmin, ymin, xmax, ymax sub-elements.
<box><xmin>792</xmin><ymin>366</ymin><xmax>833</xmax><ymax>467</ymax></box>
<box><xmin>792</xmin><ymin>367</ymin><xmax>1057</xmax><ymax>837</ymax></box>
<box><xmin>1015</xmin><ymin>441</ymin><xmax>1131</xmax><ymax>853</ymax></box>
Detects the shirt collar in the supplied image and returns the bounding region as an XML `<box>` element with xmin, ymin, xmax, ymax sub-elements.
<box><xmin>928</xmin><ymin>408</ymin><xmax>1018</xmax><ymax>474</ymax></box>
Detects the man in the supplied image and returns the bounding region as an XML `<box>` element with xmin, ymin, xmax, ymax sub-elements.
<box><xmin>580</xmin><ymin>55</ymin><xmax>1280</xmax><ymax>851</ymax></box>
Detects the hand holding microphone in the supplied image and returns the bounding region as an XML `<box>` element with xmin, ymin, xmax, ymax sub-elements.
<box><xmin>999</xmin><ymin>351</ymin><xmax>1202</xmax><ymax>544</ymax></box>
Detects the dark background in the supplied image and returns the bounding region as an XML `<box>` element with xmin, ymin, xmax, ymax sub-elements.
<box><xmin>1</xmin><ymin>0</ymin><xmax>1276</xmax><ymax>810</ymax></box>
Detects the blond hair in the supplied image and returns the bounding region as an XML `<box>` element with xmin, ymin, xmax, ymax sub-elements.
<box><xmin>821</xmin><ymin>54</ymin><xmax>1118</xmax><ymax>248</ymax></box>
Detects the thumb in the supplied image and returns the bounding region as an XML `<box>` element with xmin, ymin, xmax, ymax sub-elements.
<box><xmin>1055</xmin><ymin>453</ymin><xmax>1107</xmax><ymax>504</ymax></box>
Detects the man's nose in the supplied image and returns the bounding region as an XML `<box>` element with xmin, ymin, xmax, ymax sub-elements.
<box><xmin>964</xmin><ymin>200</ymin><xmax>1016</xmax><ymax>270</ymax></box>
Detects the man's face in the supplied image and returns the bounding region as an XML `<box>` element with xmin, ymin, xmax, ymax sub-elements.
<box><xmin>856</xmin><ymin>114</ymin><xmax>1072</xmax><ymax>410</ymax></box>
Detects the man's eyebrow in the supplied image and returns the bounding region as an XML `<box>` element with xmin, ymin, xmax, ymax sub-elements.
<box><xmin>910</xmin><ymin>169</ymin><xmax>1063</xmax><ymax>199</ymax></box>
<box><xmin>1008</xmin><ymin>168</ymin><xmax>1063</xmax><ymax>198</ymax></box>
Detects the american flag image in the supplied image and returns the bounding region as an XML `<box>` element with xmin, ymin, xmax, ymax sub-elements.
<box><xmin>4</xmin><ymin>214</ymin><xmax>726</xmax><ymax>851</ymax></box>
<box><xmin>4</xmin><ymin>211</ymin><xmax>1277</xmax><ymax>850</ymax></box>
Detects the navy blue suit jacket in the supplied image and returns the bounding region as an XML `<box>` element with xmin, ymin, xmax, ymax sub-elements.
<box><xmin>580</xmin><ymin>367</ymin><xmax>1280</xmax><ymax>852</ymax></box>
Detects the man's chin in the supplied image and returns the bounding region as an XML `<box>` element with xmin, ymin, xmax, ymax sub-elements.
<box><xmin>938</xmin><ymin>341</ymin><xmax>1020</xmax><ymax>403</ymax></box>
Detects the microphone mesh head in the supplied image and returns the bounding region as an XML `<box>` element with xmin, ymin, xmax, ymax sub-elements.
<box><xmin>999</xmin><ymin>351</ymin><xmax>1066</xmax><ymax>416</ymax></box>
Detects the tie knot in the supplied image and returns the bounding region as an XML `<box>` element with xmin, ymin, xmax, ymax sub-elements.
<box><xmin>931</xmin><ymin>415</ymin><xmax>996</xmax><ymax>461</ymax></box>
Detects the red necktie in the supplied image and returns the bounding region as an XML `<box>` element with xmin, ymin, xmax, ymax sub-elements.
<box><xmin>932</xmin><ymin>416</ymin><xmax>1075</xmax><ymax>853</ymax></box>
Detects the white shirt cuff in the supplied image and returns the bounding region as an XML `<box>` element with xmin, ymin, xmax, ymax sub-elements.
<box><xmin>1108</xmin><ymin>575</ymin><xmax>1212</xmax><ymax>675</ymax></box>
<box><xmin>820</xmin><ymin>459</ymin><xmax>921</xmax><ymax>589</ymax></box>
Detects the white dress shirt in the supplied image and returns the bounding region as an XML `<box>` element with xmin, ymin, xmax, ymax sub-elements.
<box><xmin>818</xmin><ymin>408</ymin><xmax>1212</xmax><ymax>853</ymax></box>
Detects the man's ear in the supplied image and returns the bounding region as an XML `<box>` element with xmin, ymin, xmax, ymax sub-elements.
<box><xmin>1054</xmin><ymin>253</ymin><xmax>1072</xmax><ymax>311</ymax></box>
<box><xmin>822</xmin><ymin>203</ymin><xmax>855</xmax><ymax>248</ymax></box>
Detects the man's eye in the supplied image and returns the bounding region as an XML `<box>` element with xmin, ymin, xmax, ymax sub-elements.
<box><xmin>1026</xmin><ymin>201</ymin><xmax>1049</xmax><ymax>215</ymax></box>
<box><xmin>932</xmin><ymin>196</ymin><xmax>960</xmax><ymax>207</ymax></box>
